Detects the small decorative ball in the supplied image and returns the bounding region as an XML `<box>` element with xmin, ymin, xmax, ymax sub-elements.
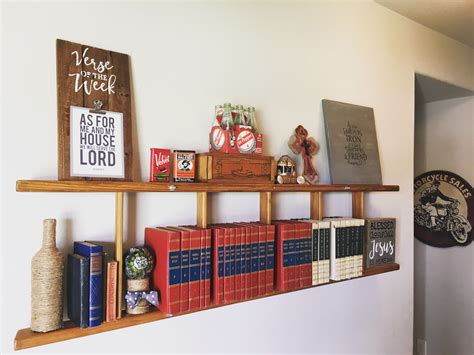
<box><xmin>125</xmin><ymin>247</ymin><xmax>154</xmax><ymax>279</ymax></box>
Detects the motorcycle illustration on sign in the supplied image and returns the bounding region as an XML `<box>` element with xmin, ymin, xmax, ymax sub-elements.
<box><xmin>414</xmin><ymin>171</ymin><xmax>473</xmax><ymax>247</ymax></box>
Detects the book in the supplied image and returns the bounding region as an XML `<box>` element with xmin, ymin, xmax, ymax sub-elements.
<box><xmin>73</xmin><ymin>241</ymin><xmax>103</xmax><ymax>327</ymax></box>
<box><xmin>212</xmin><ymin>227</ymin><xmax>225</xmax><ymax>305</ymax></box>
<box><xmin>273</xmin><ymin>221</ymin><xmax>291</xmax><ymax>292</ymax></box>
<box><xmin>311</xmin><ymin>222</ymin><xmax>320</xmax><ymax>286</ymax></box>
<box><xmin>223</xmin><ymin>225</ymin><xmax>235</xmax><ymax>303</ymax></box>
<box><xmin>144</xmin><ymin>227</ymin><xmax>181</xmax><ymax>315</ymax></box>
<box><xmin>234</xmin><ymin>225</ymin><xmax>243</xmax><ymax>302</ymax></box>
<box><xmin>199</xmin><ymin>228</ymin><xmax>206</xmax><ymax>309</ymax></box>
<box><xmin>67</xmin><ymin>254</ymin><xmax>89</xmax><ymax>328</ymax></box>
<box><xmin>189</xmin><ymin>228</ymin><xmax>201</xmax><ymax>310</ymax></box>
<box><xmin>105</xmin><ymin>260</ymin><xmax>118</xmax><ymax>322</ymax></box>
<box><xmin>256</xmin><ymin>223</ymin><xmax>267</xmax><ymax>296</ymax></box>
<box><xmin>302</xmin><ymin>222</ymin><xmax>313</xmax><ymax>287</ymax></box>
<box><xmin>204</xmin><ymin>228</ymin><xmax>212</xmax><ymax>307</ymax></box>
<box><xmin>249</xmin><ymin>223</ymin><xmax>259</xmax><ymax>297</ymax></box>
<box><xmin>265</xmin><ymin>224</ymin><xmax>275</xmax><ymax>294</ymax></box>
<box><xmin>167</xmin><ymin>227</ymin><xmax>189</xmax><ymax>312</ymax></box>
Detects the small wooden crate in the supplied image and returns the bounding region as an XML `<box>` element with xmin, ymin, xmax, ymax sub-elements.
<box><xmin>196</xmin><ymin>153</ymin><xmax>275</xmax><ymax>183</ymax></box>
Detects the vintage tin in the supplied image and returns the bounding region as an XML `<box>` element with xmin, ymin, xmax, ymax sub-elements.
<box><xmin>173</xmin><ymin>150</ymin><xmax>196</xmax><ymax>182</ymax></box>
<box><xmin>149</xmin><ymin>148</ymin><xmax>171</xmax><ymax>182</ymax></box>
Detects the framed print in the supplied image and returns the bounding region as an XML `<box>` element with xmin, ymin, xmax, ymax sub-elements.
<box><xmin>70</xmin><ymin>106</ymin><xmax>125</xmax><ymax>178</ymax></box>
<box><xmin>322</xmin><ymin>99</ymin><xmax>382</xmax><ymax>184</ymax></box>
<box><xmin>56</xmin><ymin>39</ymin><xmax>133</xmax><ymax>180</ymax></box>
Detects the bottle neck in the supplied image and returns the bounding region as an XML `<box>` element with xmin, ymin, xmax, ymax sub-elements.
<box><xmin>42</xmin><ymin>219</ymin><xmax>56</xmax><ymax>248</ymax></box>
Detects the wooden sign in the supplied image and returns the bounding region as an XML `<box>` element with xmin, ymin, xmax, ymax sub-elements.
<box><xmin>414</xmin><ymin>170</ymin><xmax>473</xmax><ymax>247</ymax></box>
<box><xmin>322</xmin><ymin>99</ymin><xmax>382</xmax><ymax>184</ymax></box>
<box><xmin>56</xmin><ymin>39</ymin><xmax>132</xmax><ymax>180</ymax></box>
<box><xmin>365</xmin><ymin>218</ymin><xmax>396</xmax><ymax>268</ymax></box>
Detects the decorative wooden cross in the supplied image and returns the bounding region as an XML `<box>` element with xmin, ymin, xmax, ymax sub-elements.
<box><xmin>288</xmin><ymin>125</ymin><xmax>320</xmax><ymax>183</ymax></box>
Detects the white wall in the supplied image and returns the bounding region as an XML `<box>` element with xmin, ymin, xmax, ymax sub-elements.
<box><xmin>1</xmin><ymin>1</ymin><xmax>473</xmax><ymax>354</ymax></box>
<box><xmin>414</xmin><ymin>97</ymin><xmax>474</xmax><ymax>355</ymax></box>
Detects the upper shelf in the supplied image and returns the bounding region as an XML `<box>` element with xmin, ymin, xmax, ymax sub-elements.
<box><xmin>16</xmin><ymin>180</ymin><xmax>399</xmax><ymax>193</ymax></box>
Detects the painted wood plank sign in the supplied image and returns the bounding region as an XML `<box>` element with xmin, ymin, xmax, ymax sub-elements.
<box><xmin>322</xmin><ymin>99</ymin><xmax>382</xmax><ymax>184</ymax></box>
<box><xmin>56</xmin><ymin>39</ymin><xmax>133</xmax><ymax>180</ymax></box>
<box><xmin>365</xmin><ymin>218</ymin><xmax>396</xmax><ymax>268</ymax></box>
<box><xmin>414</xmin><ymin>170</ymin><xmax>472</xmax><ymax>247</ymax></box>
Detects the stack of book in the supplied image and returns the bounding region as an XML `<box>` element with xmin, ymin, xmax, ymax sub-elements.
<box><xmin>67</xmin><ymin>241</ymin><xmax>118</xmax><ymax>328</ymax></box>
<box><xmin>303</xmin><ymin>220</ymin><xmax>331</xmax><ymax>285</ymax></box>
<box><xmin>273</xmin><ymin>220</ymin><xmax>313</xmax><ymax>292</ymax></box>
<box><xmin>324</xmin><ymin>218</ymin><xmax>365</xmax><ymax>281</ymax></box>
<box><xmin>209</xmin><ymin>222</ymin><xmax>275</xmax><ymax>305</ymax></box>
<box><xmin>145</xmin><ymin>226</ymin><xmax>211</xmax><ymax>315</ymax></box>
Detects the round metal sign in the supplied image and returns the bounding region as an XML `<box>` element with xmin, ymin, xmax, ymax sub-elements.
<box><xmin>414</xmin><ymin>170</ymin><xmax>473</xmax><ymax>247</ymax></box>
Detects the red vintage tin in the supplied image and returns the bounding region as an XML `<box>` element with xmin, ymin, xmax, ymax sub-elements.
<box><xmin>150</xmin><ymin>148</ymin><xmax>171</xmax><ymax>182</ymax></box>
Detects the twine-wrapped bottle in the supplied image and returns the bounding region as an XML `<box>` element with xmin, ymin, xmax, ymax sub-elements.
<box><xmin>31</xmin><ymin>219</ymin><xmax>64</xmax><ymax>332</ymax></box>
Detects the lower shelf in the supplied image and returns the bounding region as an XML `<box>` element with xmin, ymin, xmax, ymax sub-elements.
<box><xmin>14</xmin><ymin>263</ymin><xmax>399</xmax><ymax>350</ymax></box>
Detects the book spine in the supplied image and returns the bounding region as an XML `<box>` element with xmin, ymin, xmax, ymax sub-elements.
<box><xmin>145</xmin><ymin>228</ymin><xmax>181</xmax><ymax>315</ymax></box>
<box><xmin>312</xmin><ymin>223</ymin><xmax>319</xmax><ymax>286</ymax></box>
<box><xmin>180</xmin><ymin>230</ymin><xmax>190</xmax><ymax>312</ymax></box>
<box><xmin>74</xmin><ymin>243</ymin><xmax>103</xmax><ymax>327</ymax></box>
<box><xmin>212</xmin><ymin>228</ymin><xmax>225</xmax><ymax>305</ymax></box>
<box><xmin>105</xmin><ymin>260</ymin><xmax>117</xmax><ymax>322</ymax></box>
<box><xmin>287</xmin><ymin>223</ymin><xmax>296</xmax><ymax>290</ymax></box>
<box><xmin>189</xmin><ymin>230</ymin><xmax>201</xmax><ymax>310</ymax></box>
<box><xmin>199</xmin><ymin>229</ymin><xmax>206</xmax><ymax>309</ymax></box>
<box><xmin>266</xmin><ymin>224</ymin><xmax>275</xmax><ymax>294</ymax></box>
<box><xmin>234</xmin><ymin>225</ymin><xmax>242</xmax><ymax>302</ymax></box>
<box><xmin>244</xmin><ymin>225</ymin><xmax>251</xmax><ymax>300</ymax></box>
<box><xmin>223</xmin><ymin>227</ymin><xmax>233</xmax><ymax>303</ymax></box>
<box><xmin>205</xmin><ymin>229</ymin><xmax>212</xmax><ymax>307</ymax></box>
<box><xmin>359</xmin><ymin>219</ymin><xmax>365</xmax><ymax>276</ymax></box>
<box><xmin>250</xmin><ymin>225</ymin><xmax>259</xmax><ymax>297</ymax></box>
<box><xmin>257</xmin><ymin>224</ymin><xmax>266</xmax><ymax>296</ymax></box>
<box><xmin>303</xmin><ymin>223</ymin><xmax>312</xmax><ymax>287</ymax></box>
<box><xmin>67</xmin><ymin>254</ymin><xmax>89</xmax><ymax>328</ymax></box>
<box><xmin>239</xmin><ymin>225</ymin><xmax>246</xmax><ymax>300</ymax></box>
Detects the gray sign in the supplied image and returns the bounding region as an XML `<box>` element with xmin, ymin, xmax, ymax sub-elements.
<box><xmin>365</xmin><ymin>218</ymin><xmax>396</xmax><ymax>268</ymax></box>
<box><xmin>322</xmin><ymin>99</ymin><xmax>382</xmax><ymax>184</ymax></box>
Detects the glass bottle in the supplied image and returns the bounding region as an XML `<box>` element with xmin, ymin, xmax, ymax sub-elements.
<box><xmin>247</xmin><ymin>106</ymin><xmax>259</xmax><ymax>133</ymax></box>
<box><xmin>234</xmin><ymin>105</ymin><xmax>247</xmax><ymax>127</ymax></box>
<box><xmin>221</xmin><ymin>103</ymin><xmax>234</xmax><ymax>131</ymax></box>
<box><xmin>31</xmin><ymin>219</ymin><xmax>64</xmax><ymax>332</ymax></box>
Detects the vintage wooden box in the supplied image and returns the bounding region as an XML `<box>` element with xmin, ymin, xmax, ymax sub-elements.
<box><xmin>196</xmin><ymin>153</ymin><xmax>275</xmax><ymax>183</ymax></box>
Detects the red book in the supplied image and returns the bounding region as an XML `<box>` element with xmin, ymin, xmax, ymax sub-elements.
<box><xmin>249</xmin><ymin>223</ymin><xmax>259</xmax><ymax>298</ymax></box>
<box><xmin>225</xmin><ymin>225</ymin><xmax>236</xmax><ymax>303</ymax></box>
<box><xmin>238</xmin><ymin>224</ymin><xmax>246</xmax><ymax>301</ymax></box>
<box><xmin>234</xmin><ymin>224</ymin><xmax>242</xmax><ymax>302</ymax></box>
<box><xmin>145</xmin><ymin>227</ymin><xmax>181</xmax><ymax>315</ymax></box>
<box><xmin>254</xmin><ymin>222</ymin><xmax>267</xmax><ymax>296</ymax></box>
<box><xmin>198</xmin><ymin>227</ymin><xmax>206</xmax><ymax>309</ymax></box>
<box><xmin>211</xmin><ymin>227</ymin><xmax>225</xmax><ymax>305</ymax></box>
<box><xmin>237</xmin><ymin>222</ymin><xmax>251</xmax><ymax>300</ymax></box>
<box><xmin>204</xmin><ymin>228</ymin><xmax>212</xmax><ymax>307</ymax></box>
<box><xmin>105</xmin><ymin>260</ymin><xmax>117</xmax><ymax>322</ymax></box>
<box><xmin>291</xmin><ymin>221</ymin><xmax>302</xmax><ymax>290</ymax></box>
<box><xmin>189</xmin><ymin>228</ymin><xmax>201</xmax><ymax>310</ymax></box>
<box><xmin>265</xmin><ymin>224</ymin><xmax>275</xmax><ymax>294</ymax></box>
<box><xmin>273</xmin><ymin>221</ymin><xmax>291</xmax><ymax>292</ymax></box>
<box><xmin>302</xmin><ymin>222</ymin><xmax>313</xmax><ymax>288</ymax></box>
<box><xmin>176</xmin><ymin>227</ymin><xmax>201</xmax><ymax>311</ymax></box>
<box><xmin>167</xmin><ymin>227</ymin><xmax>189</xmax><ymax>312</ymax></box>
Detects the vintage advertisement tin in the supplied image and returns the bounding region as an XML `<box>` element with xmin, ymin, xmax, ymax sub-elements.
<box><xmin>173</xmin><ymin>150</ymin><xmax>196</xmax><ymax>182</ymax></box>
<box><xmin>149</xmin><ymin>148</ymin><xmax>171</xmax><ymax>182</ymax></box>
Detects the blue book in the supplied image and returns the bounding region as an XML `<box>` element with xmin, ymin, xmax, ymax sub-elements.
<box><xmin>67</xmin><ymin>254</ymin><xmax>89</xmax><ymax>328</ymax></box>
<box><xmin>74</xmin><ymin>241</ymin><xmax>103</xmax><ymax>327</ymax></box>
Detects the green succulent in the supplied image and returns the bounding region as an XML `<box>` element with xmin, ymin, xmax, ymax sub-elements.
<box><xmin>124</xmin><ymin>247</ymin><xmax>154</xmax><ymax>279</ymax></box>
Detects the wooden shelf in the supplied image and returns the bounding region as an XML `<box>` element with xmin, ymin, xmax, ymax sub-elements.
<box><xmin>16</xmin><ymin>180</ymin><xmax>399</xmax><ymax>193</ymax></box>
<box><xmin>14</xmin><ymin>263</ymin><xmax>399</xmax><ymax>350</ymax></box>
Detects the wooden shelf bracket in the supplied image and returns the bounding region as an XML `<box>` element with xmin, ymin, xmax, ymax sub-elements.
<box><xmin>259</xmin><ymin>192</ymin><xmax>272</xmax><ymax>224</ymax></box>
